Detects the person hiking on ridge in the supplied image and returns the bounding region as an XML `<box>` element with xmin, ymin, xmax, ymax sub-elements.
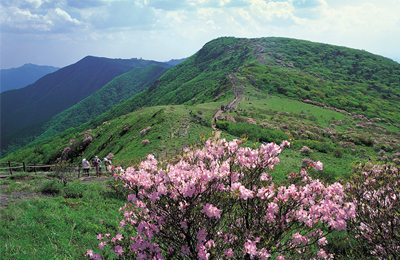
<box><xmin>82</xmin><ymin>158</ymin><xmax>91</xmax><ymax>175</ymax></box>
<box><xmin>92</xmin><ymin>156</ymin><xmax>101</xmax><ymax>177</ymax></box>
<box><xmin>104</xmin><ymin>158</ymin><xmax>112</xmax><ymax>172</ymax></box>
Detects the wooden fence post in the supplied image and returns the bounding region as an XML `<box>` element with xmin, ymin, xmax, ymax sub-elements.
<box><xmin>8</xmin><ymin>161</ymin><xmax>12</xmax><ymax>175</ymax></box>
<box><xmin>23</xmin><ymin>162</ymin><xmax>26</xmax><ymax>172</ymax></box>
<box><xmin>34</xmin><ymin>163</ymin><xmax>37</xmax><ymax>174</ymax></box>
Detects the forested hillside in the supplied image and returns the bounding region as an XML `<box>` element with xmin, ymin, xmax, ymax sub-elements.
<box><xmin>1</xmin><ymin>65</ymin><xmax>170</xmax><ymax>156</ymax></box>
<box><xmin>1</xmin><ymin>57</ymin><xmax>172</xmax><ymax>157</ymax></box>
<box><xmin>0</xmin><ymin>56</ymin><xmax>170</xmax><ymax>138</ymax></box>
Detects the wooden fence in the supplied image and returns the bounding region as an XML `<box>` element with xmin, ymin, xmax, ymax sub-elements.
<box><xmin>0</xmin><ymin>142</ymin><xmax>208</xmax><ymax>178</ymax></box>
<box><xmin>0</xmin><ymin>161</ymin><xmax>54</xmax><ymax>175</ymax></box>
<box><xmin>0</xmin><ymin>161</ymin><xmax>101</xmax><ymax>178</ymax></box>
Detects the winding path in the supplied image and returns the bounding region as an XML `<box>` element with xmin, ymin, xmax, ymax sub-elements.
<box><xmin>211</xmin><ymin>72</ymin><xmax>242</xmax><ymax>142</ymax></box>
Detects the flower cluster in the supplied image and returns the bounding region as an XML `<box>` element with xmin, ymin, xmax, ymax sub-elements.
<box><xmin>345</xmin><ymin>162</ymin><xmax>400</xmax><ymax>258</ymax></box>
<box><xmin>140</xmin><ymin>126</ymin><xmax>151</xmax><ymax>135</ymax></box>
<box><xmin>226</xmin><ymin>116</ymin><xmax>236</xmax><ymax>123</ymax></box>
<box><xmin>246</xmin><ymin>118</ymin><xmax>257</xmax><ymax>125</ymax></box>
<box><xmin>87</xmin><ymin>139</ymin><xmax>358</xmax><ymax>259</ymax></box>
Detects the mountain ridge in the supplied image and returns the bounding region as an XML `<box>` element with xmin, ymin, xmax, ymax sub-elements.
<box><xmin>0</xmin><ymin>56</ymin><xmax>171</xmax><ymax>138</ymax></box>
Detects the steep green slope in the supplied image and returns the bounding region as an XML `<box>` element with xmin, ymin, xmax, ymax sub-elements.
<box><xmin>74</xmin><ymin>37</ymin><xmax>254</xmax><ymax>128</ymax></box>
<box><xmin>0</xmin><ymin>65</ymin><xmax>170</xmax><ymax>157</ymax></box>
<box><xmin>246</xmin><ymin>37</ymin><xmax>400</xmax><ymax>123</ymax></box>
<box><xmin>1</xmin><ymin>104</ymin><xmax>216</xmax><ymax>165</ymax></box>
<box><xmin>0</xmin><ymin>56</ymin><xmax>170</xmax><ymax>138</ymax></box>
<box><xmin>79</xmin><ymin>37</ymin><xmax>400</xmax><ymax>126</ymax></box>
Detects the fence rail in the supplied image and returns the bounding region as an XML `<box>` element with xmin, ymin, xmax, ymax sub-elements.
<box><xmin>0</xmin><ymin>161</ymin><xmax>93</xmax><ymax>178</ymax></box>
<box><xmin>0</xmin><ymin>142</ymin><xmax>208</xmax><ymax>178</ymax></box>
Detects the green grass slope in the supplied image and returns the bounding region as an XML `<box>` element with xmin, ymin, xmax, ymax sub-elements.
<box><xmin>1</xmin><ymin>104</ymin><xmax>217</xmax><ymax>166</ymax></box>
<box><xmin>245</xmin><ymin>37</ymin><xmax>400</xmax><ymax>123</ymax></box>
<box><xmin>79</xmin><ymin>37</ymin><xmax>400</xmax><ymax>126</ymax></box>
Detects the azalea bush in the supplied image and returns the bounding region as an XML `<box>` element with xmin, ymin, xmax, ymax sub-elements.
<box><xmin>141</xmin><ymin>139</ymin><xmax>150</xmax><ymax>145</ymax></box>
<box><xmin>86</xmin><ymin>139</ymin><xmax>359</xmax><ymax>259</ymax></box>
<box><xmin>345</xmin><ymin>162</ymin><xmax>400</xmax><ymax>258</ymax></box>
<box><xmin>140</xmin><ymin>126</ymin><xmax>152</xmax><ymax>135</ymax></box>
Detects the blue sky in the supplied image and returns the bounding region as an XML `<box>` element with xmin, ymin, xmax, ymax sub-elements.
<box><xmin>1</xmin><ymin>0</ymin><xmax>400</xmax><ymax>69</ymax></box>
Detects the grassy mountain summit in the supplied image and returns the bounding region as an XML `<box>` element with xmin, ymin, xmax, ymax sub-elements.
<box><xmin>86</xmin><ymin>36</ymin><xmax>400</xmax><ymax>125</ymax></box>
<box><xmin>2</xmin><ymin>36</ymin><xmax>400</xmax><ymax>167</ymax></box>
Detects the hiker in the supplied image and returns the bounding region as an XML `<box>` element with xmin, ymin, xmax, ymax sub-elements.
<box><xmin>98</xmin><ymin>157</ymin><xmax>102</xmax><ymax>174</ymax></box>
<box><xmin>92</xmin><ymin>156</ymin><xmax>101</xmax><ymax>177</ymax></box>
<box><xmin>82</xmin><ymin>159</ymin><xmax>91</xmax><ymax>175</ymax></box>
<box><xmin>104</xmin><ymin>158</ymin><xmax>112</xmax><ymax>172</ymax></box>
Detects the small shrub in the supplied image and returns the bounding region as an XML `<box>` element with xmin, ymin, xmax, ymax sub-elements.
<box><xmin>300</xmin><ymin>146</ymin><xmax>313</xmax><ymax>156</ymax></box>
<box><xmin>62</xmin><ymin>183</ymin><xmax>86</xmax><ymax>199</ymax></box>
<box><xmin>302</xmin><ymin>158</ymin><xmax>314</xmax><ymax>167</ymax></box>
<box><xmin>309</xmin><ymin>153</ymin><xmax>318</xmax><ymax>162</ymax></box>
<box><xmin>333</xmin><ymin>147</ymin><xmax>345</xmax><ymax>158</ymax></box>
<box><xmin>42</xmin><ymin>181</ymin><xmax>62</xmax><ymax>195</ymax></box>
<box><xmin>7</xmin><ymin>173</ymin><xmax>33</xmax><ymax>181</ymax></box>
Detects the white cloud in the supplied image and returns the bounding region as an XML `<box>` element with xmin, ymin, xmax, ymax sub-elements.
<box><xmin>0</xmin><ymin>1</ymin><xmax>85</xmax><ymax>33</ymax></box>
<box><xmin>243</xmin><ymin>0</ymin><xmax>301</xmax><ymax>25</ymax></box>
<box><xmin>219</xmin><ymin>0</ymin><xmax>231</xmax><ymax>6</ymax></box>
<box><xmin>1</xmin><ymin>0</ymin><xmax>400</xmax><ymax>69</ymax></box>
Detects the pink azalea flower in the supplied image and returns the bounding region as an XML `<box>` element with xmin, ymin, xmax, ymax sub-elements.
<box><xmin>314</xmin><ymin>161</ymin><xmax>323</xmax><ymax>171</ymax></box>
<box><xmin>224</xmin><ymin>248</ymin><xmax>234</xmax><ymax>259</ymax></box>
<box><xmin>115</xmin><ymin>234</ymin><xmax>124</xmax><ymax>241</ymax></box>
<box><xmin>197</xmin><ymin>229</ymin><xmax>207</xmax><ymax>243</ymax></box>
<box><xmin>202</xmin><ymin>203</ymin><xmax>222</xmax><ymax>218</ymax></box>
<box><xmin>318</xmin><ymin>237</ymin><xmax>328</xmax><ymax>246</ymax></box>
<box><xmin>112</xmin><ymin>245</ymin><xmax>124</xmax><ymax>258</ymax></box>
<box><xmin>244</xmin><ymin>239</ymin><xmax>258</xmax><ymax>258</ymax></box>
<box><xmin>98</xmin><ymin>241</ymin><xmax>106</xmax><ymax>250</ymax></box>
<box><xmin>317</xmin><ymin>249</ymin><xmax>328</xmax><ymax>259</ymax></box>
<box><xmin>277</xmin><ymin>254</ymin><xmax>285</xmax><ymax>260</ymax></box>
<box><xmin>85</xmin><ymin>249</ymin><xmax>94</xmax><ymax>257</ymax></box>
<box><xmin>91</xmin><ymin>253</ymin><xmax>102</xmax><ymax>260</ymax></box>
<box><xmin>181</xmin><ymin>245</ymin><xmax>190</xmax><ymax>257</ymax></box>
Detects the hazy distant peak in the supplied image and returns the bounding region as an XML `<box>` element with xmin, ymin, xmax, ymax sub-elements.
<box><xmin>165</xmin><ymin>58</ymin><xmax>187</xmax><ymax>66</ymax></box>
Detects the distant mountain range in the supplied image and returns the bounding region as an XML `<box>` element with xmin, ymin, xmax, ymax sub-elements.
<box><xmin>0</xmin><ymin>63</ymin><xmax>59</xmax><ymax>93</ymax></box>
<box><xmin>1</xmin><ymin>56</ymin><xmax>172</xmax><ymax>136</ymax></box>
<box><xmin>165</xmin><ymin>58</ymin><xmax>187</xmax><ymax>66</ymax></box>
<box><xmin>1</xmin><ymin>57</ymin><xmax>175</xmax><ymax>156</ymax></box>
